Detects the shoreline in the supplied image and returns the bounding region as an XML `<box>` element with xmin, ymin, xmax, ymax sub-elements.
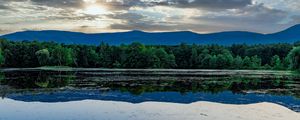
<box><xmin>0</xmin><ymin>67</ymin><xmax>294</xmax><ymax>73</ymax></box>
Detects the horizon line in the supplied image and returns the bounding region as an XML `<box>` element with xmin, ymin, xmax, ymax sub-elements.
<box><xmin>1</xmin><ymin>23</ymin><xmax>299</xmax><ymax>36</ymax></box>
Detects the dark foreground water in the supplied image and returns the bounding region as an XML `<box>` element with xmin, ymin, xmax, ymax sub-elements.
<box><xmin>0</xmin><ymin>69</ymin><xmax>300</xmax><ymax>120</ymax></box>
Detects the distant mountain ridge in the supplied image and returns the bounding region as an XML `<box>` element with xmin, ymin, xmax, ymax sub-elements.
<box><xmin>1</xmin><ymin>24</ymin><xmax>300</xmax><ymax>45</ymax></box>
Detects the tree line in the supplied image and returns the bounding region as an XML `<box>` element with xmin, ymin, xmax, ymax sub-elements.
<box><xmin>1</xmin><ymin>39</ymin><xmax>300</xmax><ymax>70</ymax></box>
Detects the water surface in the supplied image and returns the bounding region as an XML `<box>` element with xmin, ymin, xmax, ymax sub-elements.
<box><xmin>0</xmin><ymin>69</ymin><xmax>300</xmax><ymax>119</ymax></box>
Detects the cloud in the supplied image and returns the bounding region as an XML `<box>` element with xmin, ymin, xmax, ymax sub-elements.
<box><xmin>30</xmin><ymin>0</ymin><xmax>84</xmax><ymax>8</ymax></box>
<box><xmin>107</xmin><ymin>3</ymin><xmax>291</xmax><ymax>33</ymax></box>
<box><xmin>50</xmin><ymin>11</ymin><xmax>104</xmax><ymax>21</ymax></box>
<box><xmin>0</xmin><ymin>0</ymin><xmax>299</xmax><ymax>34</ymax></box>
<box><xmin>207</xmin><ymin>4</ymin><xmax>286</xmax><ymax>23</ymax></box>
<box><xmin>92</xmin><ymin>0</ymin><xmax>253</xmax><ymax>11</ymax></box>
<box><xmin>9</xmin><ymin>0</ymin><xmax>253</xmax><ymax>11</ymax></box>
<box><xmin>107</xmin><ymin>11</ymin><xmax>209</xmax><ymax>32</ymax></box>
<box><xmin>107</xmin><ymin>12</ymin><xmax>172</xmax><ymax>31</ymax></box>
<box><xmin>152</xmin><ymin>0</ymin><xmax>252</xmax><ymax>9</ymax></box>
<box><xmin>291</xmin><ymin>15</ymin><xmax>300</xmax><ymax>24</ymax></box>
<box><xmin>0</xmin><ymin>4</ymin><xmax>11</xmax><ymax>9</ymax></box>
<box><xmin>0</xmin><ymin>28</ymin><xmax>12</xmax><ymax>35</ymax></box>
<box><xmin>107</xmin><ymin>12</ymin><xmax>145</xmax><ymax>21</ymax></box>
<box><xmin>190</xmin><ymin>4</ymin><xmax>288</xmax><ymax>33</ymax></box>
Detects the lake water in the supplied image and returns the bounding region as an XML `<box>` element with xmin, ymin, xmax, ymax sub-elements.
<box><xmin>0</xmin><ymin>69</ymin><xmax>300</xmax><ymax>120</ymax></box>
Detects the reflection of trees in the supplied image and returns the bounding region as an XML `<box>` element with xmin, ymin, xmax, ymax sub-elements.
<box><xmin>294</xmin><ymin>91</ymin><xmax>300</xmax><ymax>99</ymax></box>
<box><xmin>0</xmin><ymin>72</ymin><xmax>4</xmax><ymax>83</ymax></box>
<box><xmin>0</xmin><ymin>85</ymin><xmax>9</xmax><ymax>99</ymax></box>
<box><xmin>0</xmin><ymin>72</ymin><xmax>7</xmax><ymax>98</ymax></box>
<box><xmin>1</xmin><ymin>71</ymin><xmax>75</xmax><ymax>89</ymax></box>
<box><xmin>1</xmin><ymin>70</ymin><xmax>299</xmax><ymax>98</ymax></box>
<box><xmin>99</xmin><ymin>77</ymin><xmax>298</xmax><ymax>97</ymax></box>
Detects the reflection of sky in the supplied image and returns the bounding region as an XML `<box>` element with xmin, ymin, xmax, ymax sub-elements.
<box><xmin>0</xmin><ymin>98</ymin><xmax>298</xmax><ymax>120</ymax></box>
<box><xmin>0</xmin><ymin>0</ymin><xmax>300</xmax><ymax>35</ymax></box>
<box><xmin>3</xmin><ymin>91</ymin><xmax>300</xmax><ymax>112</ymax></box>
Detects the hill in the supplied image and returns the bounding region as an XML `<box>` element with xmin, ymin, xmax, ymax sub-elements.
<box><xmin>1</xmin><ymin>24</ymin><xmax>300</xmax><ymax>45</ymax></box>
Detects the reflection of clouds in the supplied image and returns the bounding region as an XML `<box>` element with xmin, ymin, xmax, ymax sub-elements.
<box><xmin>0</xmin><ymin>0</ymin><xmax>299</xmax><ymax>34</ymax></box>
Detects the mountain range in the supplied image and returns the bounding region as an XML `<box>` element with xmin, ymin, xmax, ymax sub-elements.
<box><xmin>1</xmin><ymin>24</ymin><xmax>300</xmax><ymax>45</ymax></box>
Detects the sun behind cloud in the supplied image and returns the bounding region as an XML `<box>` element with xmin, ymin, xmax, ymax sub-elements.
<box><xmin>83</xmin><ymin>0</ymin><xmax>97</xmax><ymax>3</ymax></box>
<box><xmin>83</xmin><ymin>5</ymin><xmax>108</xmax><ymax>15</ymax></box>
<box><xmin>80</xmin><ymin>0</ymin><xmax>109</xmax><ymax>15</ymax></box>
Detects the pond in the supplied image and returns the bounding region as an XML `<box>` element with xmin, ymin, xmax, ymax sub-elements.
<box><xmin>0</xmin><ymin>68</ymin><xmax>300</xmax><ymax>120</ymax></box>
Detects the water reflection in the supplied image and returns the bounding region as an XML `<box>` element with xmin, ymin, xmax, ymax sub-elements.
<box><xmin>0</xmin><ymin>70</ymin><xmax>300</xmax><ymax>112</ymax></box>
<box><xmin>0</xmin><ymin>71</ymin><xmax>74</xmax><ymax>89</ymax></box>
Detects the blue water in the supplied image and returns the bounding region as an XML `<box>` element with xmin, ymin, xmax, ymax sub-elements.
<box><xmin>6</xmin><ymin>90</ymin><xmax>300</xmax><ymax>112</ymax></box>
<box><xmin>1</xmin><ymin>69</ymin><xmax>300</xmax><ymax>120</ymax></box>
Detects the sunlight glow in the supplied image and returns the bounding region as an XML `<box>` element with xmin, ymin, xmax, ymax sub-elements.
<box><xmin>83</xmin><ymin>0</ymin><xmax>97</xmax><ymax>3</ymax></box>
<box><xmin>83</xmin><ymin>5</ymin><xmax>108</xmax><ymax>15</ymax></box>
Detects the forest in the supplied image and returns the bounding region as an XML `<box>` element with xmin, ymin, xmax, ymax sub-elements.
<box><xmin>0</xmin><ymin>39</ymin><xmax>300</xmax><ymax>70</ymax></box>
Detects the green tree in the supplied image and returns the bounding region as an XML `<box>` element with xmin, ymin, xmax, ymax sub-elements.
<box><xmin>270</xmin><ymin>55</ymin><xmax>283</xmax><ymax>70</ymax></box>
<box><xmin>243</xmin><ymin>56</ymin><xmax>252</xmax><ymax>69</ymax></box>
<box><xmin>0</xmin><ymin>49</ymin><xmax>4</xmax><ymax>66</ymax></box>
<box><xmin>262</xmin><ymin>64</ymin><xmax>272</xmax><ymax>70</ymax></box>
<box><xmin>51</xmin><ymin>46</ymin><xmax>74</xmax><ymax>66</ymax></box>
<box><xmin>155</xmin><ymin>48</ymin><xmax>176</xmax><ymax>68</ymax></box>
<box><xmin>287</xmin><ymin>47</ymin><xmax>300</xmax><ymax>70</ymax></box>
<box><xmin>35</xmin><ymin>49</ymin><xmax>50</xmax><ymax>66</ymax></box>
<box><xmin>209</xmin><ymin>55</ymin><xmax>217</xmax><ymax>69</ymax></box>
<box><xmin>250</xmin><ymin>55</ymin><xmax>262</xmax><ymax>69</ymax></box>
<box><xmin>112</xmin><ymin>61</ymin><xmax>121</xmax><ymax>68</ymax></box>
<box><xmin>198</xmin><ymin>49</ymin><xmax>210</xmax><ymax>68</ymax></box>
<box><xmin>77</xmin><ymin>46</ymin><xmax>99</xmax><ymax>67</ymax></box>
<box><xmin>123</xmin><ymin>42</ymin><xmax>148</xmax><ymax>68</ymax></box>
<box><xmin>0</xmin><ymin>39</ymin><xmax>297</xmax><ymax>69</ymax></box>
<box><xmin>142</xmin><ymin>47</ymin><xmax>160</xmax><ymax>68</ymax></box>
<box><xmin>232</xmin><ymin>56</ymin><xmax>243</xmax><ymax>69</ymax></box>
<box><xmin>97</xmin><ymin>42</ymin><xmax>113</xmax><ymax>67</ymax></box>
<box><xmin>222</xmin><ymin>53</ymin><xmax>234</xmax><ymax>68</ymax></box>
<box><xmin>190</xmin><ymin>47</ymin><xmax>200</xmax><ymax>68</ymax></box>
<box><xmin>173</xmin><ymin>43</ymin><xmax>191</xmax><ymax>68</ymax></box>
<box><xmin>282</xmin><ymin>57</ymin><xmax>290</xmax><ymax>69</ymax></box>
<box><xmin>216</xmin><ymin>54</ymin><xmax>227</xmax><ymax>69</ymax></box>
<box><xmin>166</xmin><ymin>54</ymin><xmax>177</xmax><ymax>68</ymax></box>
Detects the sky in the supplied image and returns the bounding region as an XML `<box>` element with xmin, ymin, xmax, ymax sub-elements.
<box><xmin>0</xmin><ymin>0</ymin><xmax>300</xmax><ymax>35</ymax></box>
